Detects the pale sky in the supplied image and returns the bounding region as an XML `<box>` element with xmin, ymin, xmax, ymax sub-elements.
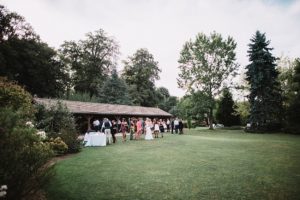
<box><xmin>1</xmin><ymin>0</ymin><xmax>300</xmax><ymax>97</ymax></box>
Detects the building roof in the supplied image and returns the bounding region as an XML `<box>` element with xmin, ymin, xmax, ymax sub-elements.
<box><xmin>34</xmin><ymin>98</ymin><xmax>172</xmax><ymax>117</ymax></box>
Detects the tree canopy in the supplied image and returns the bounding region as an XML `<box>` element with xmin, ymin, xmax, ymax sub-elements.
<box><xmin>286</xmin><ymin>58</ymin><xmax>300</xmax><ymax>134</ymax></box>
<box><xmin>178</xmin><ymin>32</ymin><xmax>238</xmax><ymax>129</ymax></box>
<box><xmin>0</xmin><ymin>5</ymin><xmax>37</xmax><ymax>42</ymax></box>
<box><xmin>0</xmin><ymin>4</ymin><xmax>69</xmax><ymax>97</ymax></box>
<box><xmin>98</xmin><ymin>69</ymin><xmax>132</xmax><ymax>105</ymax></box>
<box><xmin>59</xmin><ymin>29</ymin><xmax>119</xmax><ymax>98</ymax></box>
<box><xmin>122</xmin><ymin>48</ymin><xmax>161</xmax><ymax>107</ymax></box>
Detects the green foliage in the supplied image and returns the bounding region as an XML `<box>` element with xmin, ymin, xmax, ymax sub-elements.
<box><xmin>156</xmin><ymin>87</ymin><xmax>177</xmax><ymax>112</ymax></box>
<box><xmin>156</xmin><ymin>87</ymin><xmax>170</xmax><ymax>98</ymax></box>
<box><xmin>216</xmin><ymin>88</ymin><xmax>240</xmax><ymax>126</ymax></box>
<box><xmin>277</xmin><ymin>56</ymin><xmax>299</xmax><ymax>130</ymax></box>
<box><xmin>62</xmin><ymin>91</ymin><xmax>100</xmax><ymax>103</ymax></box>
<box><xmin>277</xmin><ymin>56</ymin><xmax>295</xmax><ymax>108</ymax></box>
<box><xmin>0</xmin><ymin>76</ymin><xmax>33</xmax><ymax>117</ymax></box>
<box><xmin>0</xmin><ymin>107</ymin><xmax>54</xmax><ymax>200</ymax></box>
<box><xmin>175</xmin><ymin>95</ymin><xmax>193</xmax><ymax>119</ymax></box>
<box><xmin>235</xmin><ymin>101</ymin><xmax>250</xmax><ymax>126</ymax></box>
<box><xmin>0</xmin><ymin>4</ymin><xmax>37</xmax><ymax>42</ymax></box>
<box><xmin>122</xmin><ymin>48</ymin><xmax>161</xmax><ymax>107</ymax></box>
<box><xmin>49</xmin><ymin>137</ymin><xmax>68</xmax><ymax>155</ymax></box>
<box><xmin>98</xmin><ymin>69</ymin><xmax>132</xmax><ymax>105</ymax></box>
<box><xmin>286</xmin><ymin>59</ymin><xmax>300</xmax><ymax>134</ymax></box>
<box><xmin>187</xmin><ymin>118</ymin><xmax>192</xmax><ymax>129</ymax></box>
<box><xmin>173</xmin><ymin>91</ymin><xmax>211</xmax><ymax>123</ymax></box>
<box><xmin>59</xmin><ymin>29</ymin><xmax>119</xmax><ymax>98</ymax></box>
<box><xmin>0</xmin><ymin>5</ymin><xmax>69</xmax><ymax>97</ymax></box>
<box><xmin>35</xmin><ymin>102</ymin><xmax>81</xmax><ymax>153</ymax></box>
<box><xmin>178</xmin><ymin>32</ymin><xmax>238</xmax><ymax>129</ymax></box>
<box><xmin>245</xmin><ymin>31</ymin><xmax>282</xmax><ymax>132</ymax></box>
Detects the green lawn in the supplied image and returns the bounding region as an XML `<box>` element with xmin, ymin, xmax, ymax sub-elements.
<box><xmin>45</xmin><ymin>129</ymin><xmax>300</xmax><ymax>200</ymax></box>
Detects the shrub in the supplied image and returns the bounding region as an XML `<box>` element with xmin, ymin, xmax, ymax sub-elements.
<box><xmin>0</xmin><ymin>76</ymin><xmax>33</xmax><ymax>118</ymax></box>
<box><xmin>0</xmin><ymin>107</ymin><xmax>54</xmax><ymax>200</ymax></box>
<box><xmin>245</xmin><ymin>122</ymin><xmax>282</xmax><ymax>133</ymax></box>
<box><xmin>35</xmin><ymin>101</ymin><xmax>82</xmax><ymax>153</ymax></box>
<box><xmin>187</xmin><ymin>118</ymin><xmax>192</xmax><ymax>129</ymax></box>
<box><xmin>49</xmin><ymin>137</ymin><xmax>68</xmax><ymax>155</ymax></box>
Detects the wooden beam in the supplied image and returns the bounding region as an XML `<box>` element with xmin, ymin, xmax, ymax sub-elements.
<box><xmin>86</xmin><ymin>115</ymin><xmax>92</xmax><ymax>132</ymax></box>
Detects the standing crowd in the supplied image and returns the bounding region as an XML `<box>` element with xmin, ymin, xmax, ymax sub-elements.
<box><xmin>92</xmin><ymin>117</ymin><xmax>184</xmax><ymax>145</ymax></box>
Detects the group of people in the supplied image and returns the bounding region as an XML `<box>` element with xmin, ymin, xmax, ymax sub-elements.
<box><xmin>92</xmin><ymin>117</ymin><xmax>184</xmax><ymax>144</ymax></box>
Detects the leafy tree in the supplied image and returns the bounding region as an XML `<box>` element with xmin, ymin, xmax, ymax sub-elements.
<box><xmin>157</xmin><ymin>87</ymin><xmax>170</xmax><ymax>99</ymax></box>
<box><xmin>0</xmin><ymin>5</ymin><xmax>69</xmax><ymax>97</ymax></box>
<box><xmin>174</xmin><ymin>91</ymin><xmax>210</xmax><ymax>123</ymax></box>
<box><xmin>245</xmin><ymin>31</ymin><xmax>282</xmax><ymax>132</ymax></box>
<box><xmin>122</xmin><ymin>48</ymin><xmax>161</xmax><ymax>107</ymax></box>
<box><xmin>156</xmin><ymin>87</ymin><xmax>177</xmax><ymax>112</ymax></box>
<box><xmin>175</xmin><ymin>95</ymin><xmax>194</xmax><ymax>119</ymax></box>
<box><xmin>235</xmin><ymin>101</ymin><xmax>250</xmax><ymax>126</ymax></box>
<box><xmin>0</xmin><ymin>4</ymin><xmax>37</xmax><ymax>42</ymax></box>
<box><xmin>216</xmin><ymin>88</ymin><xmax>240</xmax><ymax>126</ymax></box>
<box><xmin>0</xmin><ymin>39</ymin><xmax>69</xmax><ymax>97</ymax></box>
<box><xmin>277</xmin><ymin>56</ymin><xmax>295</xmax><ymax>107</ymax></box>
<box><xmin>178</xmin><ymin>32</ymin><xmax>238</xmax><ymax>129</ymax></box>
<box><xmin>62</xmin><ymin>91</ymin><xmax>100</xmax><ymax>103</ymax></box>
<box><xmin>286</xmin><ymin>59</ymin><xmax>300</xmax><ymax>134</ymax></box>
<box><xmin>164</xmin><ymin>96</ymin><xmax>178</xmax><ymax>112</ymax></box>
<box><xmin>98</xmin><ymin>69</ymin><xmax>132</xmax><ymax>105</ymax></box>
<box><xmin>277</xmin><ymin>56</ymin><xmax>297</xmax><ymax>127</ymax></box>
<box><xmin>60</xmin><ymin>29</ymin><xmax>119</xmax><ymax>98</ymax></box>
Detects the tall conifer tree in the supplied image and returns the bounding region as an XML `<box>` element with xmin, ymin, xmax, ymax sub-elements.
<box><xmin>98</xmin><ymin>69</ymin><xmax>132</xmax><ymax>105</ymax></box>
<box><xmin>245</xmin><ymin>31</ymin><xmax>282</xmax><ymax>132</ymax></box>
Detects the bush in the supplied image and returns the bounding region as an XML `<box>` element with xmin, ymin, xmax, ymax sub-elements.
<box><xmin>187</xmin><ymin>118</ymin><xmax>192</xmax><ymax>129</ymax></box>
<box><xmin>0</xmin><ymin>76</ymin><xmax>33</xmax><ymax>118</ymax></box>
<box><xmin>245</xmin><ymin>122</ymin><xmax>282</xmax><ymax>133</ymax></box>
<box><xmin>49</xmin><ymin>137</ymin><xmax>68</xmax><ymax>155</ymax></box>
<box><xmin>285</xmin><ymin>98</ymin><xmax>300</xmax><ymax>134</ymax></box>
<box><xmin>35</xmin><ymin>101</ymin><xmax>82</xmax><ymax>153</ymax></box>
<box><xmin>0</xmin><ymin>107</ymin><xmax>54</xmax><ymax>200</ymax></box>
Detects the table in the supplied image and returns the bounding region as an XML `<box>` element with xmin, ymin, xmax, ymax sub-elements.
<box><xmin>84</xmin><ymin>132</ymin><xmax>106</xmax><ymax>147</ymax></box>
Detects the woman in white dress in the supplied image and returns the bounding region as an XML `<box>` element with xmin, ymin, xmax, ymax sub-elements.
<box><xmin>144</xmin><ymin>118</ymin><xmax>154</xmax><ymax>140</ymax></box>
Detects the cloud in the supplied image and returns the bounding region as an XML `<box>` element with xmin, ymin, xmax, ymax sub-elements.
<box><xmin>2</xmin><ymin>0</ymin><xmax>300</xmax><ymax>97</ymax></box>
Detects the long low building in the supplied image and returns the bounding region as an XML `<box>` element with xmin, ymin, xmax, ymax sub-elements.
<box><xmin>34</xmin><ymin>98</ymin><xmax>172</xmax><ymax>131</ymax></box>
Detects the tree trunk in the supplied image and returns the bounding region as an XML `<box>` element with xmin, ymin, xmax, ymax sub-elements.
<box><xmin>86</xmin><ymin>115</ymin><xmax>92</xmax><ymax>132</ymax></box>
<box><xmin>208</xmin><ymin>107</ymin><xmax>214</xmax><ymax>130</ymax></box>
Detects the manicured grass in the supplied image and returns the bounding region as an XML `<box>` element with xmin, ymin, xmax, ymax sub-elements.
<box><xmin>45</xmin><ymin>129</ymin><xmax>300</xmax><ymax>200</ymax></box>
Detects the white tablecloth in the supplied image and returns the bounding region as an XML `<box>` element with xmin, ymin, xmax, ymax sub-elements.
<box><xmin>84</xmin><ymin>132</ymin><xmax>106</xmax><ymax>147</ymax></box>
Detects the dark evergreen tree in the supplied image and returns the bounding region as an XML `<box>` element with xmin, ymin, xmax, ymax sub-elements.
<box><xmin>98</xmin><ymin>69</ymin><xmax>132</xmax><ymax>105</ymax></box>
<box><xmin>245</xmin><ymin>31</ymin><xmax>282</xmax><ymax>132</ymax></box>
<box><xmin>216</xmin><ymin>88</ymin><xmax>240</xmax><ymax>126</ymax></box>
<box><xmin>286</xmin><ymin>59</ymin><xmax>300</xmax><ymax>134</ymax></box>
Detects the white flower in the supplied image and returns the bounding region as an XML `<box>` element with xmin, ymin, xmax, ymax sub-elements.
<box><xmin>25</xmin><ymin>121</ymin><xmax>34</xmax><ymax>128</ymax></box>
<box><xmin>36</xmin><ymin>130</ymin><xmax>47</xmax><ymax>139</ymax></box>
<box><xmin>0</xmin><ymin>185</ymin><xmax>7</xmax><ymax>190</ymax></box>
<box><xmin>0</xmin><ymin>191</ymin><xmax>6</xmax><ymax>197</ymax></box>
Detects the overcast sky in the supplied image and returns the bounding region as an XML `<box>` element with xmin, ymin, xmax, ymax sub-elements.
<box><xmin>1</xmin><ymin>0</ymin><xmax>300</xmax><ymax>97</ymax></box>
